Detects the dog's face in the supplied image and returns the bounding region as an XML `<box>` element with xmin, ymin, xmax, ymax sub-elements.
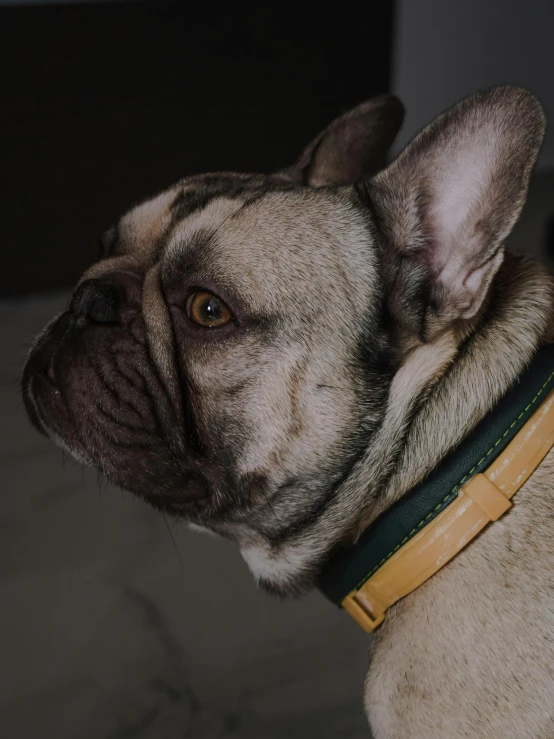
<box><xmin>23</xmin><ymin>173</ymin><xmax>392</xmax><ymax>523</ymax></box>
<box><xmin>23</xmin><ymin>95</ymin><xmax>405</xmax><ymax>529</ymax></box>
<box><xmin>23</xmin><ymin>88</ymin><xmax>545</xmax><ymax>592</ymax></box>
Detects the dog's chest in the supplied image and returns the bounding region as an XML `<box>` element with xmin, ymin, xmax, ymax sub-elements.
<box><xmin>364</xmin><ymin>450</ymin><xmax>554</xmax><ymax>739</ymax></box>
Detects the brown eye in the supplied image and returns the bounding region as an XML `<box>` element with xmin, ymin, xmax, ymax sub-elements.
<box><xmin>186</xmin><ymin>291</ymin><xmax>233</xmax><ymax>327</ymax></box>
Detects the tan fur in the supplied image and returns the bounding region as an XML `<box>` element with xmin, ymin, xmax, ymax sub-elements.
<box><xmin>21</xmin><ymin>87</ymin><xmax>554</xmax><ymax>737</ymax></box>
<box><xmin>366</xmin><ymin>448</ymin><xmax>554</xmax><ymax>739</ymax></box>
<box><xmin>362</xmin><ymin>255</ymin><xmax>554</xmax><ymax>738</ymax></box>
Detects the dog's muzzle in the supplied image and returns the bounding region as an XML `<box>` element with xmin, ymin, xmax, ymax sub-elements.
<box><xmin>21</xmin><ymin>270</ymin><xmax>219</xmax><ymax>518</ymax></box>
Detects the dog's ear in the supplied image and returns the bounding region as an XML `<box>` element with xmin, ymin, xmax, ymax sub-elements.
<box><xmin>370</xmin><ymin>86</ymin><xmax>546</xmax><ymax>339</ymax></box>
<box><xmin>278</xmin><ymin>94</ymin><xmax>404</xmax><ymax>186</ymax></box>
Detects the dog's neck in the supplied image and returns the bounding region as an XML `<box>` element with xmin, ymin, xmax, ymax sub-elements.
<box><xmin>360</xmin><ymin>251</ymin><xmax>554</xmax><ymax>531</ymax></box>
<box><xmin>240</xmin><ymin>252</ymin><xmax>554</xmax><ymax>594</ymax></box>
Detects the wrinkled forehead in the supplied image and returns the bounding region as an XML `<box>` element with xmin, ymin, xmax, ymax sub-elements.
<box><xmin>95</xmin><ymin>173</ymin><xmax>376</xmax><ymax>309</ymax></box>
<box><xmin>167</xmin><ymin>191</ymin><xmax>376</xmax><ymax>303</ymax></box>
<box><xmin>115</xmin><ymin>173</ymin><xmax>294</xmax><ymax>257</ymax></box>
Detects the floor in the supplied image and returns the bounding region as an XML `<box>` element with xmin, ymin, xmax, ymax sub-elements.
<box><xmin>0</xmin><ymin>292</ymin><xmax>372</xmax><ymax>738</ymax></box>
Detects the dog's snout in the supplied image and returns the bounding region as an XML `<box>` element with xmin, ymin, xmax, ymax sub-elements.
<box><xmin>70</xmin><ymin>278</ymin><xmax>123</xmax><ymax>325</ymax></box>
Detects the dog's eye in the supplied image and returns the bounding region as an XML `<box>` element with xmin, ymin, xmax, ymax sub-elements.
<box><xmin>186</xmin><ymin>291</ymin><xmax>233</xmax><ymax>327</ymax></box>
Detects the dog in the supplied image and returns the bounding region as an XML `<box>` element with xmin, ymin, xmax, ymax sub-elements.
<box><xmin>22</xmin><ymin>86</ymin><xmax>554</xmax><ymax>737</ymax></box>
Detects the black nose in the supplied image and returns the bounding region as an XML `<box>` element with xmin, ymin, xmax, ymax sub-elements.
<box><xmin>69</xmin><ymin>278</ymin><xmax>123</xmax><ymax>324</ymax></box>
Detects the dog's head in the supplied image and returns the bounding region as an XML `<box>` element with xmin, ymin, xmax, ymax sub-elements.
<box><xmin>23</xmin><ymin>87</ymin><xmax>545</xmax><ymax>592</ymax></box>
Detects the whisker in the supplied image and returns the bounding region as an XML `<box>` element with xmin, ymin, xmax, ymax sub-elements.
<box><xmin>161</xmin><ymin>513</ymin><xmax>187</xmax><ymax>597</ymax></box>
<box><xmin>262</xmin><ymin>489</ymin><xmax>280</xmax><ymax>525</ymax></box>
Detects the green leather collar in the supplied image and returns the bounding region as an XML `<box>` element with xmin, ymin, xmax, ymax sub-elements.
<box><xmin>318</xmin><ymin>343</ymin><xmax>554</xmax><ymax>606</ymax></box>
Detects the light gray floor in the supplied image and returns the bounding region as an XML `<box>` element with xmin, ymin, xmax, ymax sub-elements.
<box><xmin>0</xmin><ymin>293</ymin><xmax>371</xmax><ymax>738</ymax></box>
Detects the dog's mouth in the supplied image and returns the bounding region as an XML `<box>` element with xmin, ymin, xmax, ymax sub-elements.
<box><xmin>22</xmin><ymin>308</ymin><xmax>226</xmax><ymax>520</ymax></box>
<box><xmin>46</xmin><ymin>361</ymin><xmax>57</xmax><ymax>385</ymax></box>
<box><xmin>23</xmin><ymin>314</ymin><xmax>78</xmax><ymax>445</ymax></box>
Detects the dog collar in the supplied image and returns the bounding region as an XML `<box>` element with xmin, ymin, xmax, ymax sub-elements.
<box><xmin>318</xmin><ymin>343</ymin><xmax>554</xmax><ymax>633</ymax></box>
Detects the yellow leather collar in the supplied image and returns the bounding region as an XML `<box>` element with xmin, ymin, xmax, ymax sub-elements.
<box><xmin>342</xmin><ymin>386</ymin><xmax>554</xmax><ymax>632</ymax></box>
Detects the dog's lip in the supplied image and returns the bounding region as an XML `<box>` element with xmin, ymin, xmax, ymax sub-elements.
<box><xmin>32</xmin><ymin>355</ymin><xmax>59</xmax><ymax>393</ymax></box>
<box><xmin>27</xmin><ymin>353</ymin><xmax>60</xmax><ymax>394</ymax></box>
<box><xmin>36</xmin><ymin>370</ymin><xmax>59</xmax><ymax>394</ymax></box>
<box><xmin>23</xmin><ymin>358</ymin><xmax>82</xmax><ymax>455</ymax></box>
<box><xmin>25</xmin><ymin>318</ymin><xmax>63</xmax><ymax>389</ymax></box>
<box><xmin>46</xmin><ymin>362</ymin><xmax>57</xmax><ymax>386</ymax></box>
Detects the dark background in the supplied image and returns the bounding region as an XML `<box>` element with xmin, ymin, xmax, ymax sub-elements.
<box><xmin>2</xmin><ymin>3</ymin><xmax>554</xmax><ymax>739</ymax></box>
<box><xmin>0</xmin><ymin>0</ymin><xmax>394</xmax><ymax>296</ymax></box>
<box><xmin>1</xmin><ymin>6</ymin><xmax>396</xmax><ymax>738</ymax></box>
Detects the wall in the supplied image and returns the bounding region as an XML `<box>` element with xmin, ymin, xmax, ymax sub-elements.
<box><xmin>0</xmin><ymin>1</ymin><xmax>393</xmax><ymax>296</ymax></box>
<box><xmin>392</xmin><ymin>0</ymin><xmax>554</xmax><ymax>169</ymax></box>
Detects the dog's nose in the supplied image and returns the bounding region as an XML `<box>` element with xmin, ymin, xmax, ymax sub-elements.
<box><xmin>69</xmin><ymin>278</ymin><xmax>123</xmax><ymax>324</ymax></box>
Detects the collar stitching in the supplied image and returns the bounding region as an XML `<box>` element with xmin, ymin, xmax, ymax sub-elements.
<box><xmin>350</xmin><ymin>366</ymin><xmax>554</xmax><ymax>593</ymax></box>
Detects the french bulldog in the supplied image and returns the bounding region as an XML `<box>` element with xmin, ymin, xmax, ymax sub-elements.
<box><xmin>22</xmin><ymin>86</ymin><xmax>554</xmax><ymax>738</ymax></box>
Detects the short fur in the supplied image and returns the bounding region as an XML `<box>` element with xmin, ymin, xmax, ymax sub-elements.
<box><xmin>22</xmin><ymin>87</ymin><xmax>554</xmax><ymax>737</ymax></box>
